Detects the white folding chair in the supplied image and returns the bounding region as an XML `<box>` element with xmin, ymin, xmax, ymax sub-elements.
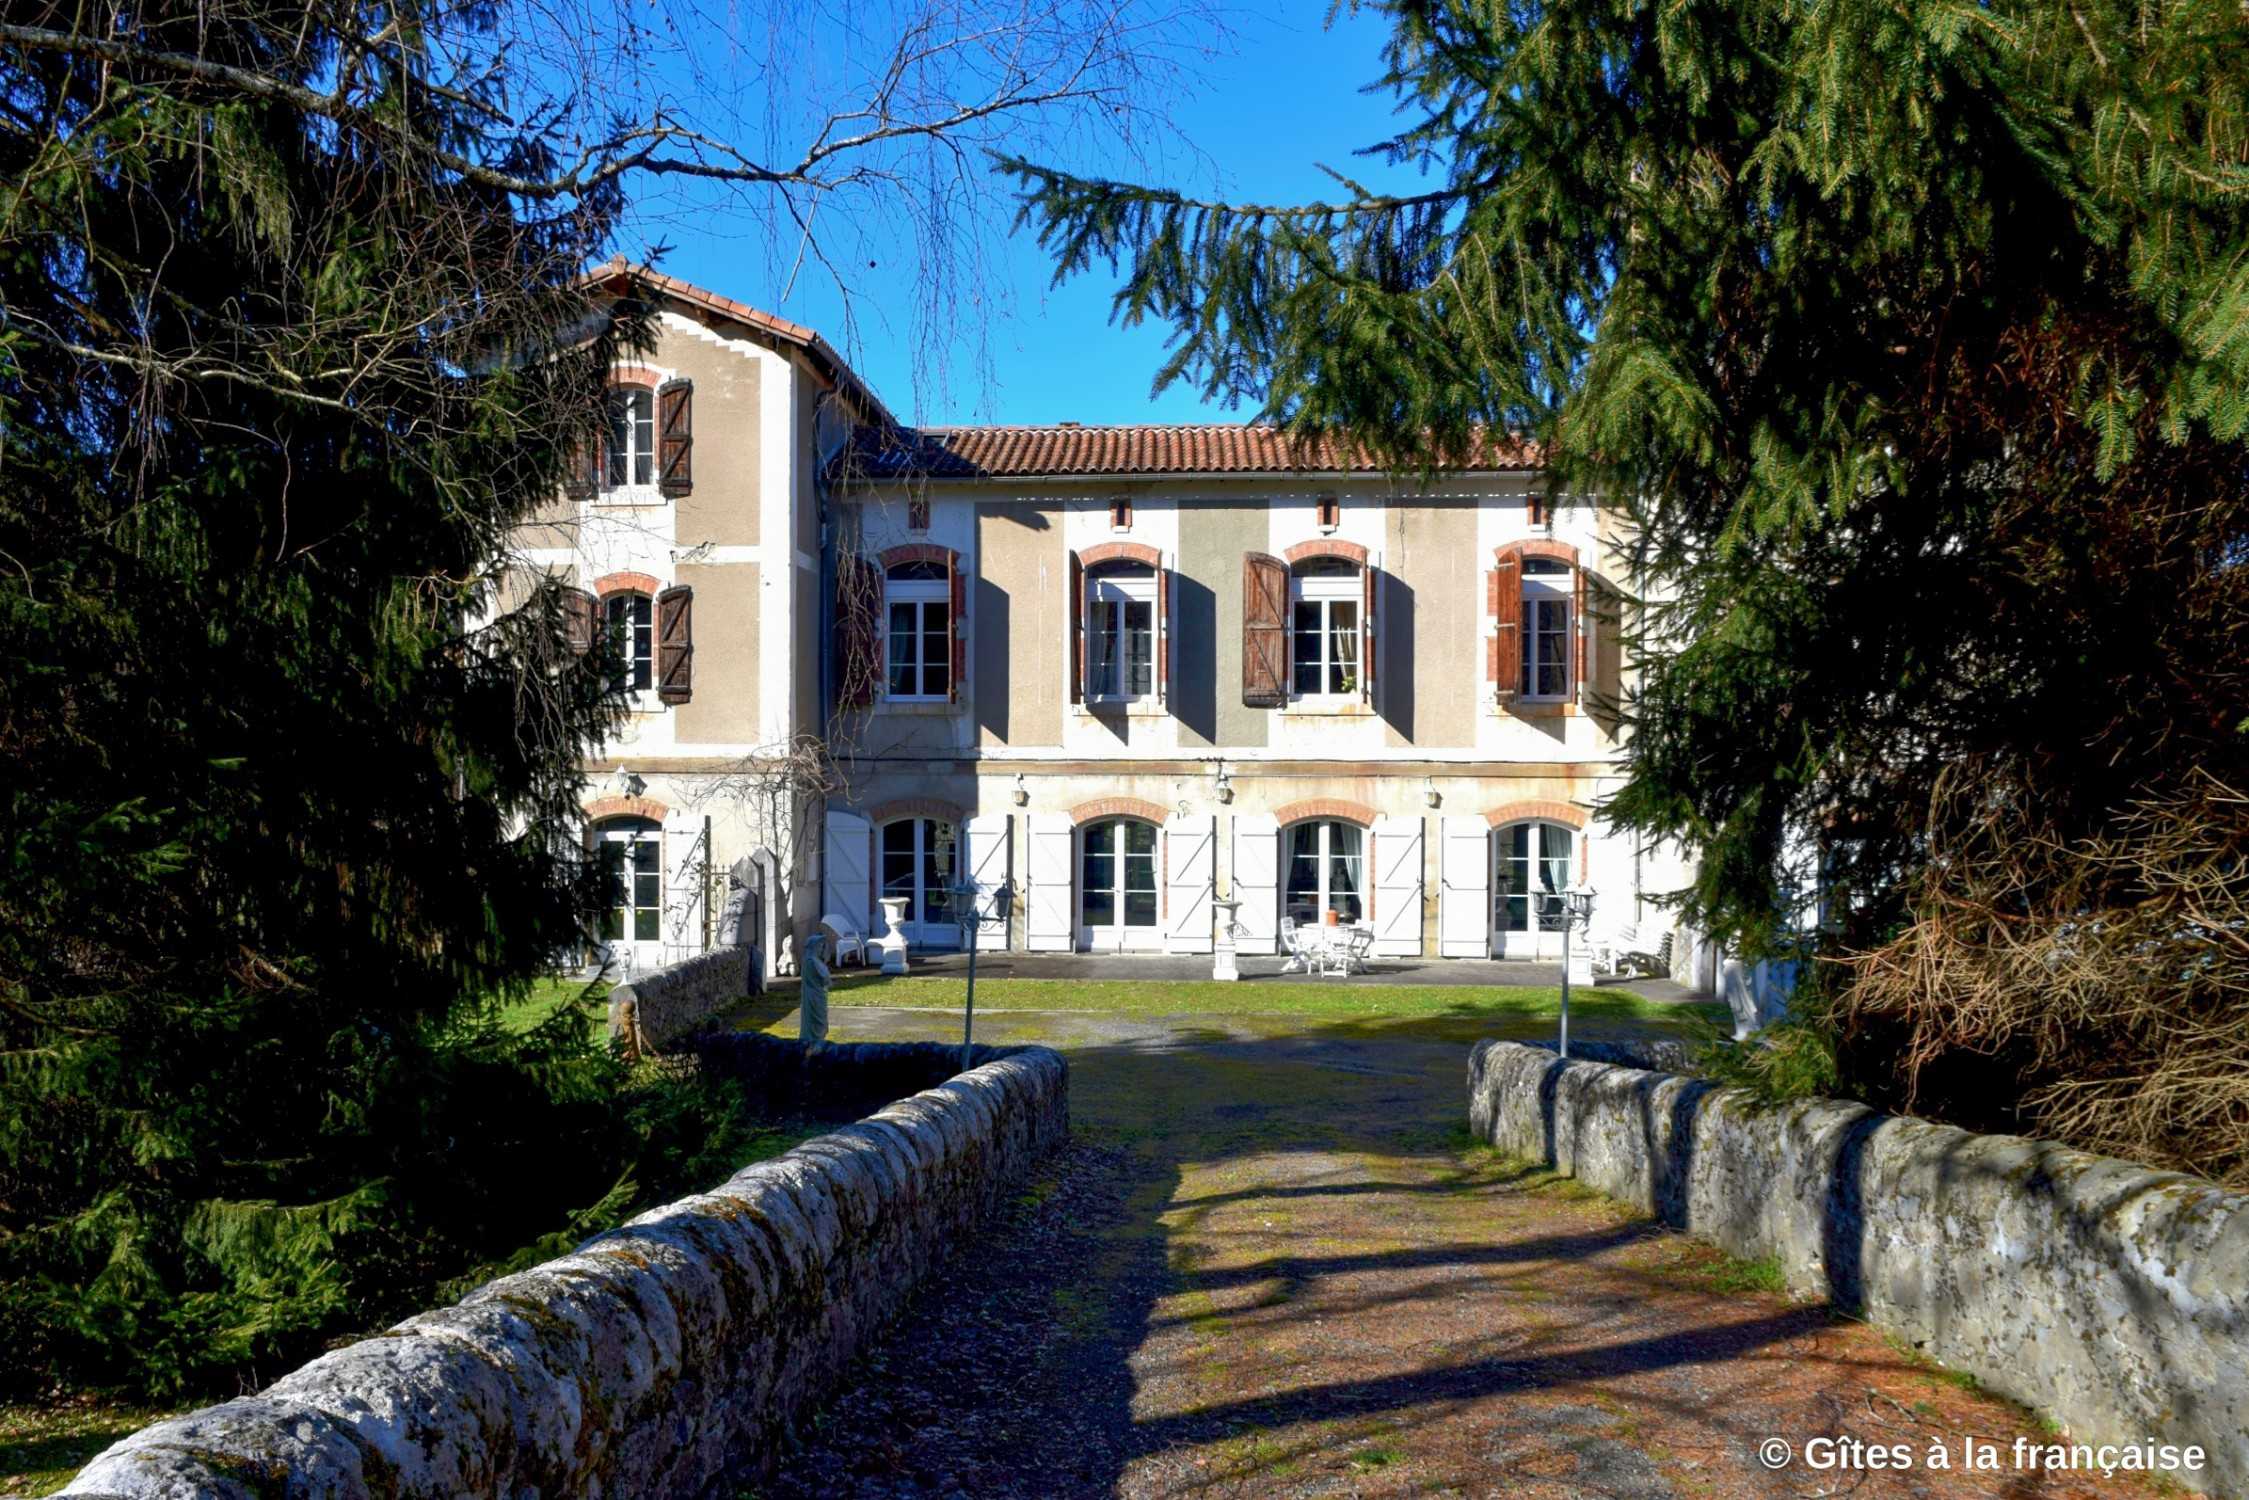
<box><xmin>818</xmin><ymin>913</ymin><xmax>868</xmax><ymax>968</ymax></box>
<box><xmin>1278</xmin><ymin>915</ymin><xmax>1311</xmax><ymax>974</ymax></box>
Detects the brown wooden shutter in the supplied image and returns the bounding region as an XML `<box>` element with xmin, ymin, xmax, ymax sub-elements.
<box><xmin>1492</xmin><ymin>547</ymin><xmax>1522</xmax><ymax>698</ymax></box>
<box><xmin>1068</xmin><ymin>549</ymin><xmax>1085</xmax><ymax>704</ymax></box>
<box><xmin>564</xmin><ymin>586</ymin><xmax>599</xmax><ymax>655</ymax></box>
<box><xmin>1572</xmin><ymin>552</ymin><xmax>1588</xmax><ymax>701</ymax></box>
<box><xmin>564</xmin><ymin>429</ymin><xmax>598</xmax><ymax>501</ymax></box>
<box><xmin>656</xmin><ymin>380</ymin><xmax>693</xmax><ymax>497</ymax></box>
<box><xmin>1242</xmin><ymin>551</ymin><xmax>1288</xmax><ymax>707</ymax></box>
<box><xmin>839</xmin><ymin>557</ymin><xmax>882</xmax><ymax>709</ymax></box>
<box><xmin>947</xmin><ymin>549</ymin><xmax>967</xmax><ymax>704</ymax></box>
<box><xmin>655</xmin><ymin>585</ymin><xmax>693</xmax><ymax>703</ymax></box>
<box><xmin>1157</xmin><ymin>560</ymin><xmax>1171</xmax><ymax>702</ymax></box>
<box><xmin>1361</xmin><ymin>564</ymin><xmax>1377</xmax><ymax>704</ymax></box>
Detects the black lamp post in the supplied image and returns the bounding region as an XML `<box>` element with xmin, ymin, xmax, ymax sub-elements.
<box><xmin>950</xmin><ymin>875</ymin><xmax>1016</xmax><ymax>1074</ymax></box>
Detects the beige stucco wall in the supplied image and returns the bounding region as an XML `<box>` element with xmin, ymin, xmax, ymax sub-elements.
<box><xmin>976</xmin><ymin>501</ymin><xmax>1063</xmax><ymax>747</ymax></box>
<box><xmin>1176</xmin><ymin>500</ymin><xmax>1269</xmax><ymax>750</ymax></box>
<box><xmin>666</xmin><ymin>326</ymin><xmax>761</xmax><ymax>549</ymax></box>
<box><xmin>1383</xmin><ymin>498</ymin><xmax>1480</xmax><ymax>750</ymax></box>
<box><xmin>673</xmin><ymin>561</ymin><xmax>760</xmax><ymax>744</ymax></box>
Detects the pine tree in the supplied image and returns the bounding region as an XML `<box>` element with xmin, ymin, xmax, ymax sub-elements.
<box><xmin>1007</xmin><ymin>0</ymin><xmax>2249</xmax><ymax>1165</ymax></box>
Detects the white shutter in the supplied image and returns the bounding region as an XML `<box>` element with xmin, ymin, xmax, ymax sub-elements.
<box><xmin>1229</xmin><ymin>813</ymin><xmax>1280</xmax><ymax>955</ymax></box>
<box><xmin>1372</xmin><ymin>815</ymin><xmax>1424</xmax><ymax>956</ymax></box>
<box><xmin>1164</xmin><ymin>814</ymin><xmax>1215</xmax><ymax>954</ymax></box>
<box><xmin>660</xmin><ymin>810</ymin><xmax>704</xmax><ymax>965</ymax></box>
<box><xmin>1025</xmin><ymin>815</ymin><xmax>1075</xmax><ymax>952</ymax></box>
<box><xmin>964</xmin><ymin>815</ymin><xmax>1013</xmax><ymax>947</ymax></box>
<box><xmin>1439</xmin><ymin>816</ymin><xmax>1492</xmax><ymax>957</ymax></box>
<box><xmin>822</xmin><ymin>809</ymin><xmax>871</xmax><ymax>939</ymax></box>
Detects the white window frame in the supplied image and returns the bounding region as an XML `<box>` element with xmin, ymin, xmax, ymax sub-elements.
<box><xmin>600</xmin><ymin>387</ymin><xmax>659</xmax><ymax>504</ymax></box>
<box><xmin>1495</xmin><ymin>820</ymin><xmax>1575</xmax><ymax>955</ymax></box>
<box><xmin>879</xmin><ymin>817</ymin><xmax>960</xmax><ymax>945</ymax></box>
<box><xmin>1519</xmin><ymin>557</ymin><xmax>1573</xmax><ymax>701</ymax></box>
<box><xmin>884</xmin><ymin>573</ymin><xmax>951</xmax><ymax>702</ymax></box>
<box><xmin>1289</xmin><ymin>564</ymin><xmax>1362</xmax><ymax>703</ymax></box>
<box><xmin>604</xmin><ymin>592</ymin><xmax>655</xmax><ymax>704</ymax></box>
<box><xmin>594</xmin><ymin>817</ymin><xmax>665</xmax><ymax>970</ymax></box>
<box><xmin>1085</xmin><ymin>569</ymin><xmax>1158</xmax><ymax>704</ymax></box>
<box><xmin>1078</xmin><ymin>817</ymin><xmax>1161</xmax><ymax>945</ymax></box>
<box><xmin>1284</xmin><ymin>819</ymin><xmax>1365</xmax><ymax>925</ymax></box>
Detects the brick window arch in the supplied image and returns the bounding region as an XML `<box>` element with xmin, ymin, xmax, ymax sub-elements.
<box><xmin>1482</xmin><ymin>798</ymin><xmax>1586</xmax><ymax>830</ymax></box>
<box><xmin>1272</xmin><ymin>797</ymin><xmax>1377</xmax><ymax>829</ymax></box>
<box><xmin>1068</xmin><ymin>795</ymin><xmax>1170</xmax><ymax>827</ymax></box>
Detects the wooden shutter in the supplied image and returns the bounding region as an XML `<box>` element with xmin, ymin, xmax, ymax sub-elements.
<box><xmin>564</xmin><ymin>586</ymin><xmax>599</xmax><ymax>655</ymax></box>
<box><xmin>1241</xmin><ymin>551</ymin><xmax>1288</xmax><ymax>707</ymax></box>
<box><xmin>1361</xmin><ymin>563</ymin><xmax>1378</xmax><ymax>704</ymax></box>
<box><xmin>1157</xmin><ymin>559</ymin><xmax>1171</xmax><ymax>702</ymax></box>
<box><xmin>563</xmin><ymin>435</ymin><xmax>597</xmax><ymax>501</ymax></box>
<box><xmin>1573</xmin><ymin>554</ymin><xmax>1589</xmax><ymax>701</ymax></box>
<box><xmin>655</xmin><ymin>585</ymin><xmax>693</xmax><ymax>703</ymax></box>
<box><xmin>948</xmin><ymin>549</ymin><xmax>967</xmax><ymax>704</ymax></box>
<box><xmin>1490</xmin><ymin>547</ymin><xmax>1522</xmax><ymax>698</ymax></box>
<box><xmin>838</xmin><ymin>557</ymin><xmax>882</xmax><ymax>708</ymax></box>
<box><xmin>656</xmin><ymin>380</ymin><xmax>693</xmax><ymax>497</ymax></box>
<box><xmin>1068</xmin><ymin>549</ymin><xmax>1085</xmax><ymax>704</ymax></box>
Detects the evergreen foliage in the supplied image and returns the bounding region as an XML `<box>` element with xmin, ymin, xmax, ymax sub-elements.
<box><xmin>1006</xmin><ymin>0</ymin><xmax>2249</xmax><ymax>1168</ymax></box>
<box><xmin>0</xmin><ymin>0</ymin><xmax>750</xmax><ymax>1397</ymax></box>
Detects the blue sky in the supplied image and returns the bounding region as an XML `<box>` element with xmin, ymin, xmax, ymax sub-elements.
<box><xmin>624</xmin><ymin>4</ymin><xmax>1415</xmax><ymax>428</ymax></box>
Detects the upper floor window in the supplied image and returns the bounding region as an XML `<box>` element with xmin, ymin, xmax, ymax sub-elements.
<box><xmin>1291</xmin><ymin>557</ymin><xmax>1362</xmax><ymax>698</ymax></box>
<box><xmin>885</xmin><ymin>561</ymin><xmax>951</xmax><ymax>701</ymax></box>
<box><xmin>604</xmin><ymin>387</ymin><xmax>655</xmax><ymax>491</ymax></box>
<box><xmin>1519</xmin><ymin>556</ymin><xmax>1571</xmax><ymax>699</ymax></box>
<box><xmin>1086</xmin><ymin>564</ymin><xmax>1156</xmax><ymax>702</ymax></box>
<box><xmin>606</xmin><ymin>592</ymin><xmax>654</xmax><ymax>694</ymax></box>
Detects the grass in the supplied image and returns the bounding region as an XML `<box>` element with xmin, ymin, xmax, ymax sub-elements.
<box><xmin>0</xmin><ymin>1397</ymin><xmax>176</xmax><ymax>1496</ymax></box>
<box><xmin>798</xmin><ymin>971</ymin><xmax>1723</xmax><ymax>1032</ymax></box>
<box><xmin>489</xmin><ymin>975</ymin><xmax>611</xmax><ymax>1034</ymax></box>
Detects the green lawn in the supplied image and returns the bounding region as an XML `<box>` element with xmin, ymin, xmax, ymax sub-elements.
<box><xmin>489</xmin><ymin>975</ymin><xmax>611</xmax><ymax>1034</ymax></box>
<box><xmin>793</xmin><ymin>972</ymin><xmax>1726</xmax><ymax>1039</ymax></box>
<box><xmin>0</xmin><ymin>1399</ymin><xmax>175</xmax><ymax>1497</ymax></box>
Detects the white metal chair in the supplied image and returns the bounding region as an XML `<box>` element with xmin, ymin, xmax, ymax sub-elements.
<box><xmin>1335</xmin><ymin>924</ymin><xmax>1376</xmax><ymax>975</ymax></box>
<box><xmin>818</xmin><ymin>913</ymin><xmax>869</xmax><ymax>968</ymax></box>
<box><xmin>1278</xmin><ymin>915</ymin><xmax>1314</xmax><ymax>975</ymax></box>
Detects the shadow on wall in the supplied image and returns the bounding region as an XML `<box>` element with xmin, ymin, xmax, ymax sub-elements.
<box><xmin>974</xmin><ymin>574</ymin><xmax>1009</xmax><ymax>742</ymax></box>
<box><xmin>1170</xmin><ymin>570</ymin><xmax>1218</xmax><ymax>744</ymax></box>
<box><xmin>1379</xmin><ymin>572</ymin><xmax>1415</xmax><ymax>741</ymax></box>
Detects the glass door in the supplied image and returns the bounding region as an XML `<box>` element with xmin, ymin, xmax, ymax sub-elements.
<box><xmin>1494</xmin><ymin>822</ymin><xmax>1573</xmax><ymax>959</ymax></box>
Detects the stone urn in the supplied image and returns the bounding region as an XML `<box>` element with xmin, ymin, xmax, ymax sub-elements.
<box><xmin>876</xmin><ymin>895</ymin><xmax>912</xmax><ymax>975</ymax></box>
<box><xmin>1211</xmin><ymin>897</ymin><xmax>1243</xmax><ymax>983</ymax></box>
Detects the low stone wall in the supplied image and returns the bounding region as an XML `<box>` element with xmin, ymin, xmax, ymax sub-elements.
<box><xmin>608</xmin><ymin>945</ymin><xmax>751</xmax><ymax>1055</ymax></box>
<box><xmin>50</xmin><ymin>1046</ymin><xmax>1069</xmax><ymax>1500</ymax></box>
<box><xmin>1468</xmin><ymin>1041</ymin><xmax>2249</xmax><ymax>1496</ymax></box>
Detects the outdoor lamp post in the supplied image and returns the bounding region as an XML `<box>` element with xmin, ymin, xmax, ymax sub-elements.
<box><xmin>950</xmin><ymin>876</ymin><xmax>1016</xmax><ymax>1074</ymax></box>
<box><xmin>1549</xmin><ymin>884</ymin><xmax>1596</xmax><ymax>1060</ymax></box>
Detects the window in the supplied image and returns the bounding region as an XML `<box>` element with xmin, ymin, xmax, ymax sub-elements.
<box><xmin>881</xmin><ymin>818</ymin><xmax>957</xmax><ymax>929</ymax></box>
<box><xmin>595</xmin><ymin>818</ymin><xmax>662</xmax><ymax>944</ymax></box>
<box><xmin>1291</xmin><ymin>557</ymin><xmax>1361</xmax><ymax>697</ymax></box>
<box><xmin>1519</xmin><ymin>556</ymin><xmax>1572</xmax><ymax>699</ymax></box>
<box><xmin>1316</xmin><ymin>495</ymin><xmax>1340</xmax><ymax>531</ymax></box>
<box><xmin>1080</xmin><ymin>818</ymin><xmax>1158</xmax><ymax>930</ymax></box>
<box><xmin>604</xmin><ymin>388</ymin><xmax>655</xmax><ymax>491</ymax></box>
<box><xmin>1110</xmin><ymin>498</ymin><xmax>1132</xmax><ymax>531</ymax></box>
<box><xmin>1496</xmin><ymin>822</ymin><xmax>1574</xmax><ymax>934</ymax></box>
<box><xmin>1285</xmin><ymin>820</ymin><xmax>1363</xmax><ymax>924</ymax></box>
<box><xmin>1086</xmin><ymin>565</ymin><xmax>1156</xmax><ymax>701</ymax></box>
<box><xmin>885</xmin><ymin>562</ymin><xmax>951</xmax><ymax>700</ymax></box>
<box><xmin>606</xmin><ymin>593</ymin><xmax>653</xmax><ymax>694</ymax></box>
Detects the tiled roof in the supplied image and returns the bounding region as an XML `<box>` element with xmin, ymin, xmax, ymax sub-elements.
<box><xmin>842</xmin><ymin>423</ymin><xmax>1541</xmax><ymax>481</ymax></box>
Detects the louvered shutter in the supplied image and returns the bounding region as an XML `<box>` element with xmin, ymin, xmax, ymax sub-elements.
<box><xmin>564</xmin><ymin>435</ymin><xmax>597</xmax><ymax>501</ymax></box>
<box><xmin>1361</xmin><ymin>560</ymin><xmax>1378</xmax><ymax>704</ymax></box>
<box><xmin>1572</xmin><ymin>550</ymin><xmax>1588</xmax><ymax>702</ymax></box>
<box><xmin>655</xmin><ymin>586</ymin><xmax>693</xmax><ymax>703</ymax></box>
<box><xmin>1241</xmin><ymin>551</ymin><xmax>1288</xmax><ymax>707</ymax></box>
<box><xmin>564</xmin><ymin>586</ymin><xmax>599</xmax><ymax>655</ymax></box>
<box><xmin>1157</xmin><ymin>558</ymin><xmax>1171</xmax><ymax>703</ymax></box>
<box><xmin>948</xmin><ymin>549</ymin><xmax>967</xmax><ymax>704</ymax></box>
<box><xmin>1491</xmin><ymin>547</ymin><xmax>1522</xmax><ymax>698</ymax></box>
<box><xmin>838</xmin><ymin>557</ymin><xmax>882</xmax><ymax>709</ymax></box>
<box><xmin>656</xmin><ymin>380</ymin><xmax>693</xmax><ymax>497</ymax></box>
<box><xmin>1067</xmin><ymin>550</ymin><xmax>1085</xmax><ymax>704</ymax></box>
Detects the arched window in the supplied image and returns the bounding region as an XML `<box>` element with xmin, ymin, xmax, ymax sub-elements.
<box><xmin>593</xmin><ymin>816</ymin><xmax>663</xmax><ymax>958</ymax></box>
<box><xmin>1495</xmin><ymin>821</ymin><xmax>1574</xmax><ymax>941</ymax></box>
<box><xmin>1285</xmin><ymin>819</ymin><xmax>1363</xmax><ymax>924</ymax></box>
<box><xmin>605</xmin><ymin>592</ymin><xmax>654</xmax><ymax>693</ymax></box>
<box><xmin>1080</xmin><ymin>817</ymin><xmax>1158</xmax><ymax>938</ymax></box>
<box><xmin>604</xmin><ymin>387</ymin><xmax>655</xmax><ymax>490</ymax></box>
<box><xmin>884</xmin><ymin>560</ymin><xmax>951</xmax><ymax>701</ymax></box>
<box><xmin>1085</xmin><ymin>562</ymin><xmax>1156</xmax><ymax>702</ymax></box>
<box><xmin>880</xmin><ymin>817</ymin><xmax>958</xmax><ymax>938</ymax></box>
<box><xmin>1290</xmin><ymin>556</ymin><xmax>1362</xmax><ymax>698</ymax></box>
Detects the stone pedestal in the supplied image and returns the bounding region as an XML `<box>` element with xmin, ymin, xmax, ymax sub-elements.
<box><xmin>1211</xmin><ymin>899</ymin><xmax>1242</xmax><ymax>982</ymax></box>
<box><xmin>877</xmin><ymin>897</ymin><xmax>911</xmax><ymax>975</ymax></box>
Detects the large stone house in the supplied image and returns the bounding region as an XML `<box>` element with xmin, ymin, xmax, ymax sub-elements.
<box><xmin>510</xmin><ymin>263</ymin><xmax>1702</xmax><ymax>982</ymax></box>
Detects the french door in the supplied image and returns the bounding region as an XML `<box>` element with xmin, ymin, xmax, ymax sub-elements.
<box><xmin>1494</xmin><ymin>821</ymin><xmax>1574</xmax><ymax>959</ymax></box>
<box><xmin>595</xmin><ymin>817</ymin><xmax>666</xmax><ymax>974</ymax></box>
<box><xmin>1284</xmin><ymin>819</ymin><xmax>1364</xmax><ymax>926</ymax></box>
<box><xmin>1078</xmin><ymin>818</ymin><xmax>1161</xmax><ymax>950</ymax></box>
<box><xmin>879</xmin><ymin>817</ymin><xmax>961</xmax><ymax>948</ymax></box>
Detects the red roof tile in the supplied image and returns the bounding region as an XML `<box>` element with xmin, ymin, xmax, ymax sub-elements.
<box><xmin>844</xmin><ymin>423</ymin><xmax>1540</xmax><ymax>480</ymax></box>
